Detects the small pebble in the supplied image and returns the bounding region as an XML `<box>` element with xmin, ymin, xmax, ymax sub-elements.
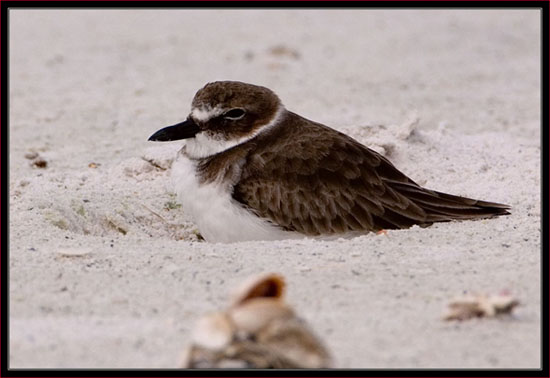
<box><xmin>268</xmin><ymin>45</ymin><xmax>300</xmax><ymax>59</ymax></box>
<box><xmin>32</xmin><ymin>159</ymin><xmax>48</xmax><ymax>169</ymax></box>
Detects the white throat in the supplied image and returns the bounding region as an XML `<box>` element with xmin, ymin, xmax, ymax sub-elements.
<box><xmin>184</xmin><ymin>105</ymin><xmax>285</xmax><ymax>159</ymax></box>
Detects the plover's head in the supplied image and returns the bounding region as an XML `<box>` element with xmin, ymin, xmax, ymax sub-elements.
<box><xmin>149</xmin><ymin>81</ymin><xmax>284</xmax><ymax>158</ymax></box>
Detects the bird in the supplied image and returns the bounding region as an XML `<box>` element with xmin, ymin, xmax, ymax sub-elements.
<box><xmin>148</xmin><ymin>81</ymin><xmax>510</xmax><ymax>243</ymax></box>
<box><xmin>181</xmin><ymin>273</ymin><xmax>332</xmax><ymax>369</ymax></box>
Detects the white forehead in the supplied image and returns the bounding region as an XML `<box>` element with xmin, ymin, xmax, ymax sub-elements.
<box><xmin>191</xmin><ymin>106</ymin><xmax>224</xmax><ymax>122</ymax></box>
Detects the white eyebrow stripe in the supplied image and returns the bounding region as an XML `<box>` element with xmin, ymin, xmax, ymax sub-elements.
<box><xmin>184</xmin><ymin>104</ymin><xmax>285</xmax><ymax>159</ymax></box>
<box><xmin>191</xmin><ymin>107</ymin><xmax>224</xmax><ymax>122</ymax></box>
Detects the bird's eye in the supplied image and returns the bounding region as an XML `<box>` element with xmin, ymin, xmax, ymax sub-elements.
<box><xmin>223</xmin><ymin>108</ymin><xmax>246</xmax><ymax>120</ymax></box>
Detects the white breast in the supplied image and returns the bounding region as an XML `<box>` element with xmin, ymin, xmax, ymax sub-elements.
<box><xmin>171</xmin><ymin>150</ymin><xmax>299</xmax><ymax>243</ymax></box>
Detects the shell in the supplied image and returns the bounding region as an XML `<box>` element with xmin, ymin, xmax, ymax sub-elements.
<box><xmin>56</xmin><ymin>247</ymin><xmax>93</xmax><ymax>258</ymax></box>
<box><xmin>490</xmin><ymin>294</ymin><xmax>520</xmax><ymax>314</ymax></box>
<box><xmin>443</xmin><ymin>292</ymin><xmax>520</xmax><ymax>321</ymax></box>
<box><xmin>255</xmin><ymin>315</ymin><xmax>332</xmax><ymax>368</ymax></box>
<box><xmin>183</xmin><ymin>272</ymin><xmax>332</xmax><ymax>368</ymax></box>
<box><xmin>229</xmin><ymin>272</ymin><xmax>285</xmax><ymax>307</ymax></box>
<box><xmin>190</xmin><ymin>312</ymin><xmax>234</xmax><ymax>350</ymax></box>
<box><xmin>228</xmin><ymin>298</ymin><xmax>294</xmax><ymax>334</ymax></box>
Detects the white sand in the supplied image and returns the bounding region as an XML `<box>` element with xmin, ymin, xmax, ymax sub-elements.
<box><xmin>9</xmin><ymin>9</ymin><xmax>540</xmax><ymax>369</ymax></box>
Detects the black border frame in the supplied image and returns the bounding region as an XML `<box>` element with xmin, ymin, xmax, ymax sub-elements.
<box><xmin>1</xmin><ymin>2</ymin><xmax>547</xmax><ymax>377</ymax></box>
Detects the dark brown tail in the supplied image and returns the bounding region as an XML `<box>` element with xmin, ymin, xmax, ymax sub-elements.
<box><xmin>389</xmin><ymin>180</ymin><xmax>511</xmax><ymax>223</ymax></box>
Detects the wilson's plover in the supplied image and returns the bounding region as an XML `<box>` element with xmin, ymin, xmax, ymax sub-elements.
<box><xmin>149</xmin><ymin>81</ymin><xmax>510</xmax><ymax>243</ymax></box>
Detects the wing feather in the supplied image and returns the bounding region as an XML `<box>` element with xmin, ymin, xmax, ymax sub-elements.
<box><xmin>231</xmin><ymin>112</ymin><xmax>509</xmax><ymax>236</ymax></box>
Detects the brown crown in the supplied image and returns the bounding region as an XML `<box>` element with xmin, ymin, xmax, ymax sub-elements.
<box><xmin>191</xmin><ymin>81</ymin><xmax>282</xmax><ymax>140</ymax></box>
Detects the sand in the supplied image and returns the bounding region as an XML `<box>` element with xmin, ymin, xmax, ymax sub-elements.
<box><xmin>8</xmin><ymin>9</ymin><xmax>541</xmax><ymax>369</ymax></box>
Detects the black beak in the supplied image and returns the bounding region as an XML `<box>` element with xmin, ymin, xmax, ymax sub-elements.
<box><xmin>148</xmin><ymin>119</ymin><xmax>200</xmax><ymax>141</ymax></box>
